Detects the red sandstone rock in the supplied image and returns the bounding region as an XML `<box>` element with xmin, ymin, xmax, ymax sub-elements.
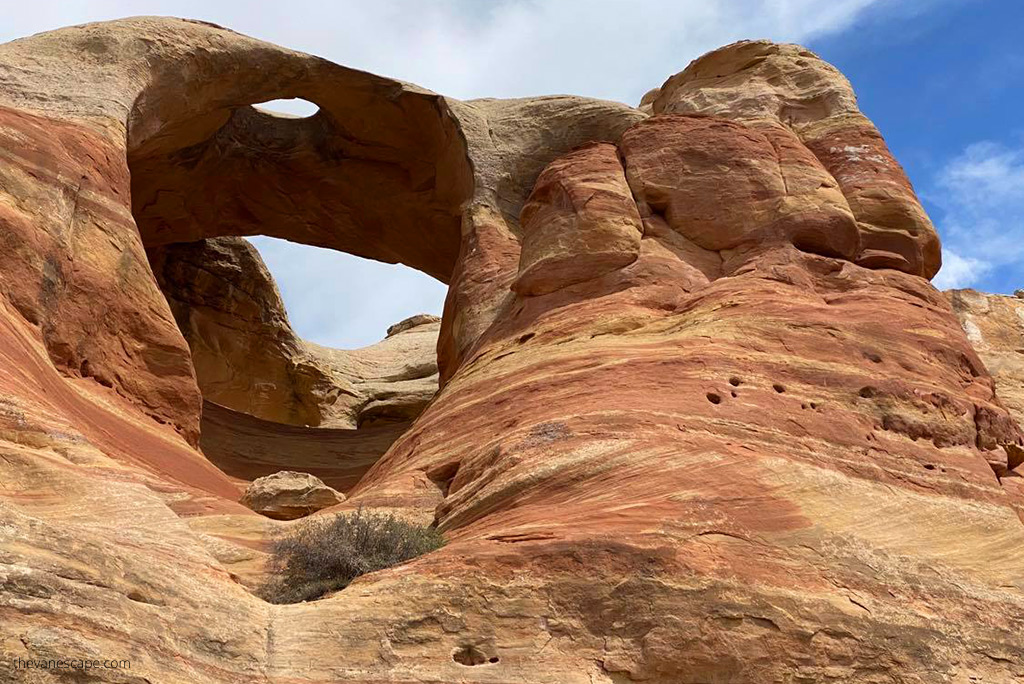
<box><xmin>620</xmin><ymin>115</ymin><xmax>859</xmax><ymax>259</ymax></box>
<box><xmin>654</xmin><ymin>40</ymin><xmax>942</xmax><ymax>279</ymax></box>
<box><xmin>0</xmin><ymin>18</ymin><xmax>1022</xmax><ymax>684</ymax></box>
<box><xmin>514</xmin><ymin>142</ymin><xmax>642</xmax><ymax>295</ymax></box>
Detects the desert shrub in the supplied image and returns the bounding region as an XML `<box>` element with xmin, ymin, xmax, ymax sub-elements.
<box><xmin>259</xmin><ymin>508</ymin><xmax>445</xmax><ymax>604</ymax></box>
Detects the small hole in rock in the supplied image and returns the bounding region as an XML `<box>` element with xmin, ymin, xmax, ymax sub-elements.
<box><xmin>923</xmin><ymin>464</ymin><xmax>936</xmax><ymax>470</ymax></box>
<box><xmin>810</xmin><ymin>402</ymin><xmax>818</xmax><ymax>409</ymax></box>
<box><xmin>773</xmin><ymin>384</ymin><xmax>785</xmax><ymax>393</ymax></box>
<box><xmin>729</xmin><ymin>377</ymin><xmax>741</xmax><ymax>387</ymax></box>
<box><xmin>125</xmin><ymin>589</ymin><xmax>160</xmax><ymax>605</ymax></box>
<box><xmin>707</xmin><ymin>392</ymin><xmax>722</xmax><ymax>404</ymax></box>
<box><xmin>453</xmin><ymin>645</ymin><xmax>495</xmax><ymax>666</ymax></box>
<box><xmin>730</xmin><ymin>390</ymin><xmax>738</xmax><ymax>398</ymax></box>
<box><xmin>252</xmin><ymin>98</ymin><xmax>320</xmax><ymax>117</ymax></box>
<box><xmin>518</xmin><ymin>333</ymin><xmax>535</xmax><ymax>344</ymax></box>
<box><xmin>859</xmin><ymin>386</ymin><xmax>876</xmax><ymax>398</ymax></box>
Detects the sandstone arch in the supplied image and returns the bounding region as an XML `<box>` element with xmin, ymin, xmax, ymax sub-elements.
<box><xmin>112</xmin><ymin>19</ymin><xmax>481</xmax><ymax>485</ymax></box>
<box><xmin>0</xmin><ymin>16</ymin><xmax>474</xmax><ymax>448</ymax></box>
<box><xmin>0</xmin><ymin>18</ymin><xmax>644</xmax><ymax>440</ymax></box>
<box><xmin>126</xmin><ymin>39</ymin><xmax>473</xmax><ymax>281</ymax></box>
<box><xmin>1</xmin><ymin>20</ymin><xmax>1024</xmax><ymax>684</ymax></box>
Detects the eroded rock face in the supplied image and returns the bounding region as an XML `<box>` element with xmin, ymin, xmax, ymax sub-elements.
<box><xmin>1</xmin><ymin>21</ymin><xmax>1023</xmax><ymax>684</ymax></box>
<box><xmin>621</xmin><ymin>114</ymin><xmax>859</xmax><ymax>259</ymax></box>
<box><xmin>653</xmin><ymin>40</ymin><xmax>942</xmax><ymax>279</ymax></box>
<box><xmin>199</xmin><ymin>400</ymin><xmax>407</xmax><ymax>495</ymax></box>
<box><xmin>240</xmin><ymin>471</ymin><xmax>345</xmax><ymax>520</ymax></box>
<box><xmin>513</xmin><ymin>142</ymin><xmax>642</xmax><ymax>295</ymax></box>
<box><xmin>946</xmin><ymin>288</ymin><xmax>1024</xmax><ymax>554</ymax></box>
<box><xmin>948</xmin><ymin>290</ymin><xmax>1024</xmax><ymax>464</ymax></box>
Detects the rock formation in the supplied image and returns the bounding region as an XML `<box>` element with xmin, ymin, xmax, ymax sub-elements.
<box><xmin>1</xmin><ymin>18</ymin><xmax>1023</xmax><ymax>683</ymax></box>
<box><xmin>646</xmin><ymin>41</ymin><xmax>942</xmax><ymax>278</ymax></box>
<box><xmin>199</xmin><ymin>399</ymin><xmax>411</xmax><ymax>494</ymax></box>
<box><xmin>240</xmin><ymin>471</ymin><xmax>345</xmax><ymax>520</ymax></box>
<box><xmin>948</xmin><ymin>289</ymin><xmax>1024</xmax><ymax>521</ymax></box>
<box><xmin>949</xmin><ymin>289</ymin><xmax>1024</xmax><ymax>429</ymax></box>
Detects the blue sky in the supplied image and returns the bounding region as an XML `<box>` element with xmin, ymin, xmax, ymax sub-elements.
<box><xmin>807</xmin><ymin>0</ymin><xmax>1024</xmax><ymax>292</ymax></box>
<box><xmin>3</xmin><ymin>1</ymin><xmax>1021</xmax><ymax>346</ymax></box>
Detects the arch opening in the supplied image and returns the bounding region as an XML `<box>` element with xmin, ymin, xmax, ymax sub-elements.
<box><xmin>145</xmin><ymin>233</ymin><xmax>446</xmax><ymax>493</ymax></box>
<box><xmin>125</xmin><ymin>67</ymin><xmax>473</xmax><ymax>492</ymax></box>
<box><xmin>247</xmin><ymin>236</ymin><xmax>447</xmax><ymax>350</ymax></box>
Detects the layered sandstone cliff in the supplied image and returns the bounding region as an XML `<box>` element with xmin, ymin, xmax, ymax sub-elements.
<box><xmin>949</xmin><ymin>290</ymin><xmax>1024</xmax><ymax>427</ymax></box>
<box><xmin>0</xmin><ymin>19</ymin><xmax>1022</xmax><ymax>684</ymax></box>
<box><xmin>948</xmin><ymin>289</ymin><xmax>1024</xmax><ymax>521</ymax></box>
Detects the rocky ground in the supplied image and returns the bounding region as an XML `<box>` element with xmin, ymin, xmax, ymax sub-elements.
<box><xmin>0</xmin><ymin>18</ymin><xmax>1021</xmax><ymax>683</ymax></box>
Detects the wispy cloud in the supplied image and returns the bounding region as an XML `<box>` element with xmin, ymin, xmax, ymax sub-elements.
<box><xmin>4</xmin><ymin>0</ymin><xmax>893</xmax><ymax>106</ymax></box>
<box><xmin>929</xmin><ymin>140</ymin><xmax>1024</xmax><ymax>291</ymax></box>
<box><xmin>931</xmin><ymin>249</ymin><xmax>992</xmax><ymax>290</ymax></box>
<box><xmin>247</xmin><ymin>237</ymin><xmax>447</xmax><ymax>349</ymax></box>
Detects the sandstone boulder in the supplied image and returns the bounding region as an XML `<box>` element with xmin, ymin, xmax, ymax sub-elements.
<box><xmin>620</xmin><ymin>114</ymin><xmax>859</xmax><ymax>259</ymax></box>
<box><xmin>240</xmin><ymin>470</ymin><xmax>345</xmax><ymax>520</ymax></box>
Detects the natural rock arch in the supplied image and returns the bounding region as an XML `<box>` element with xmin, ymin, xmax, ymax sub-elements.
<box><xmin>110</xmin><ymin>19</ymin><xmax>483</xmax><ymax>484</ymax></box>
<box><xmin>126</xmin><ymin>39</ymin><xmax>473</xmax><ymax>281</ymax></box>
<box><xmin>1</xmin><ymin>19</ymin><xmax>1023</xmax><ymax>684</ymax></box>
<box><xmin>0</xmin><ymin>17</ymin><xmax>643</xmax><ymax>442</ymax></box>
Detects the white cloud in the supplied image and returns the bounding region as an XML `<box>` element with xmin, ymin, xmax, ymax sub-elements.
<box><xmin>931</xmin><ymin>249</ymin><xmax>991</xmax><ymax>290</ymax></box>
<box><xmin>2</xmin><ymin>1</ymin><xmax>894</xmax><ymax>107</ymax></box>
<box><xmin>937</xmin><ymin>142</ymin><xmax>1024</xmax><ymax>215</ymax></box>
<box><xmin>929</xmin><ymin>140</ymin><xmax>1024</xmax><ymax>291</ymax></box>
<box><xmin>247</xmin><ymin>237</ymin><xmax>447</xmax><ymax>349</ymax></box>
<box><xmin>3</xmin><ymin>1</ymin><xmax>917</xmax><ymax>346</ymax></box>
